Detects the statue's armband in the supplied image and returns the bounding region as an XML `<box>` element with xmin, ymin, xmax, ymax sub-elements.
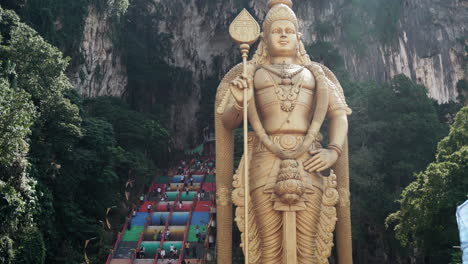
<box><xmin>327</xmin><ymin>81</ymin><xmax>350</xmax><ymax>116</ymax></box>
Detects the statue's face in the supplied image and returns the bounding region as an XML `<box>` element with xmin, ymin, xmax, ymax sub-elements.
<box><xmin>266</xmin><ymin>20</ymin><xmax>298</xmax><ymax>57</ymax></box>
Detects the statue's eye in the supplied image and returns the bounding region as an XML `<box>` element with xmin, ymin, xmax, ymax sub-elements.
<box><xmin>286</xmin><ymin>28</ymin><xmax>295</xmax><ymax>34</ymax></box>
<box><xmin>272</xmin><ymin>28</ymin><xmax>282</xmax><ymax>34</ymax></box>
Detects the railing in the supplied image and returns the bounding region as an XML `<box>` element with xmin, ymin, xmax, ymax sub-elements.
<box><xmin>105</xmin><ymin>249</ymin><xmax>114</xmax><ymax>264</ymax></box>
<box><xmin>129</xmin><ymin>204</ymin><xmax>155</xmax><ymax>264</ymax></box>
<box><xmin>105</xmin><ymin>204</ymin><xmax>135</xmax><ymax>264</ymax></box>
<box><xmin>152</xmin><ymin>184</ymin><xmax>179</xmax><ymax>264</ymax></box>
<box><xmin>202</xmin><ymin>216</ymin><xmax>214</xmax><ymax>264</ymax></box>
<box><xmin>193</xmin><ymin>171</ymin><xmax>208</xmax><ymax>208</ymax></box>
<box><xmin>177</xmin><ymin>197</ymin><xmax>195</xmax><ymax>264</ymax></box>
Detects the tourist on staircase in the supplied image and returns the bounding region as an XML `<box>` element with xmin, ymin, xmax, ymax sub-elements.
<box><xmin>139</xmin><ymin>245</ymin><xmax>145</xmax><ymax>259</ymax></box>
<box><xmin>184</xmin><ymin>241</ymin><xmax>190</xmax><ymax>258</ymax></box>
<box><xmin>165</xmin><ymin>228</ymin><xmax>171</xmax><ymax>240</ymax></box>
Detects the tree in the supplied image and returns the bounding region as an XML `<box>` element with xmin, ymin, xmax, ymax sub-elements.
<box><xmin>1</xmin><ymin>7</ymin><xmax>169</xmax><ymax>263</ymax></box>
<box><xmin>387</xmin><ymin>107</ymin><xmax>468</xmax><ymax>263</ymax></box>
<box><xmin>345</xmin><ymin>75</ymin><xmax>447</xmax><ymax>262</ymax></box>
<box><xmin>14</xmin><ymin>226</ymin><xmax>46</xmax><ymax>264</ymax></box>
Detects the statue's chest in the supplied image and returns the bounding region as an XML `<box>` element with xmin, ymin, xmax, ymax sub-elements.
<box><xmin>254</xmin><ymin>67</ymin><xmax>315</xmax><ymax>113</ymax></box>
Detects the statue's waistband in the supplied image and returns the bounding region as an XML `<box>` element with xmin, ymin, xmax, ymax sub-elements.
<box><xmin>246</xmin><ymin>133</ymin><xmax>324</xmax><ymax>192</ymax></box>
<box><xmin>252</xmin><ymin>133</ymin><xmax>322</xmax><ymax>153</ymax></box>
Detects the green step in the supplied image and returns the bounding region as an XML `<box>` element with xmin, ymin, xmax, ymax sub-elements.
<box><xmin>180</xmin><ymin>192</ymin><xmax>196</xmax><ymax>201</ymax></box>
<box><xmin>204</xmin><ymin>175</ymin><xmax>215</xmax><ymax>183</ymax></box>
<box><xmin>121</xmin><ymin>226</ymin><xmax>145</xmax><ymax>241</ymax></box>
<box><xmin>166</xmin><ymin>192</ymin><xmax>178</xmax><ymax>200</ymax></box>
<box><xmin>139</xmin><ymin>241</ymin><xmax>160</xmax><ymax>256</ymax></box>
<box><xmin>186</xmin><ymin>225</ymin><xmax>207</xmax><ymax>242</ymax></box>
<box><xmin>162</xmin><ymin>241</ymin><xmax>182</xmax><ymax>251</ymax></box>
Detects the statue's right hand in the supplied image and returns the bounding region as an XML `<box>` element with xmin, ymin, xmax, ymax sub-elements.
<box><xmin>230</xmin><ymin>74</ymin><xmax>253</xmax><ymax>107</ymax></box>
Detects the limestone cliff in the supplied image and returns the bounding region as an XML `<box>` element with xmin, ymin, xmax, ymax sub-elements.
<box><xmin>70</xmin><ymin>0</ymin><xmax>467</xmax><ymax>146</ymax></box>
<box><xmin>71</xmin><ymin>2</ymin><xmax>127</xmax><ymax>97</ymax></box>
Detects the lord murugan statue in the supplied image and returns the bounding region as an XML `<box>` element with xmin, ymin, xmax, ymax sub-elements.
<box><xmin>215</xmin><ymin>1</ymin><xmax>353</xmax><ymax>263</ymax></box>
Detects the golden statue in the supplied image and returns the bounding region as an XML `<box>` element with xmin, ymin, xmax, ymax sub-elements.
<box><xmin>215</xmin><ymin>1</ymin><xmax>353</xmax><ymax>263</ymax></box>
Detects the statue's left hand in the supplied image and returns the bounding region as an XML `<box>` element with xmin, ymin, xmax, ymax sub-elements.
<box><xmin>303</xmin><ymin>148</ymin><xmax>338</xmax><ymax>173</ymax></box>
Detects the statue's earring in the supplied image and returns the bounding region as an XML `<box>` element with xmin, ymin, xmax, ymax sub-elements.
<box><xmin>260</xmin><ymin>32</ymin><xmax>267</xmax><ymax>45</ymax></box>
<box><xmin>297</xmin><ymin>32</ymin><xmax>303</xmax><ymax>40</ymax></box>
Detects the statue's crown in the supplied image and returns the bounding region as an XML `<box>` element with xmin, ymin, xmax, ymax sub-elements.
<box><xmin>264</xmin><ymin>0</ymin><xmax>298</xmax><ymax>33</ymax></box>
<box><xmin>268</xmin><ymin>0</ymin><xmax>293</xmax><ymax>8</ymax></box>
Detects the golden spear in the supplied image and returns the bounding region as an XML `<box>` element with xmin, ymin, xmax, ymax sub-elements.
<box><xmin>229</xmin><ymin>9</ymin><xmax>260</xmax><ymax>264</ymax></box>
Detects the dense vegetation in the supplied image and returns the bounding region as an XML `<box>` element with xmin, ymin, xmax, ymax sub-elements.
<box><xmin>0</xmin><ymin>7</ymin><xmax>168</xmax><ymax>263</ymax></box>
<box><xmin>388</xmin><ymin>107</ymin><xmax>468</xmax><ymax>264</ymax></box>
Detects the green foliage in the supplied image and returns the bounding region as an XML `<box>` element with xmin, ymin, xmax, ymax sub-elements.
<box><xmin>14</xmin><ymin>226</ymin><xmax>46</xmax><ymax>264</ymax></box>
<box><xmin>387</xmin><ymin>107</ymin><xmax>468</xmax><ymax>263</ymax></box>
<box><xmin>305</xmin><ymin>41</ymin><xmax>345</xmax><ymax>70</ymax></box>
<box><xmin>19</xmin><ymin>0</ymin><xmax>91</xmax><ymax>54</ymax></box>
<box><xmin>14</xmin><ymin>0</ymin><xmax>128</xmax><ymax>56</ymax></box>
<box><xmin>436</xmin><ymin>102</ymin><xmax>464</xmax><ymax>124</ymax></box>
<box><xmin>315</xmin><ymin>21</ymin><xmax>335</xmax><ymax>39</ymax></box>
<box><xmin>0</xmin><ymin>7</ymin><xmax>169</xmax><ymax>263</ymax></box>
<box><xmin>456</xmin><ymin>79</ymin><xmax>468</xmax><ymax>103</ymax></box>
<box><xmin>111</xmin><ymin>0</ymin><xmax>130</xmax><ymax>17</ymax></box>
<box><xmin>83</xmin><ymin>97</ymin><xmax>170</xmax><ymax>164</ymax></box>
<box><xmin>0</xmin><ymin>236</ymin><xmax>14</xmax><ymax>264</ymax></box>
<box><xmin>0</xmin><ymin>9</ymin><xmax>42</xmax><ymax>264</ymax></box>
<box><xmin>449</xmin><ymin>250</ymin><xmax>463</xmax><ymax>264</ymax></box>
<box><xmin>0</xmin><ymin>74</ymin><xmax>35</xmax><ymax>168</ymax></box>
<box><xmin>345</xmin><ymin>74</ymin><xmax>447</xmax><ymax>261</ymax></box>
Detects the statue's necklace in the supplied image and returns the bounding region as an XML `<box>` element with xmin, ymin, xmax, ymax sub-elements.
<box><xmin>263</xmin><ymin>64</ymin><xmax>305</xmax><ymax>112</ymax></box>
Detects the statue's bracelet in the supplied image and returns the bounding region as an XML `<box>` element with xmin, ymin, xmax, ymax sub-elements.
<box><xmin>233</xmin><ymin>102</ymin><xmax>244</xmax><ymax>111</ymax></box>
<box><xmin>328</xmin><ymin>143</ymin><xmax>343</xmax><ymax>156</ymax></box>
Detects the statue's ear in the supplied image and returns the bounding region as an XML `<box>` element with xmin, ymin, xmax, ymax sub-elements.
<box><xmin>297</xmin><ymin>32</ymin><xmax>303</xmax><ymax>40</ymax></box>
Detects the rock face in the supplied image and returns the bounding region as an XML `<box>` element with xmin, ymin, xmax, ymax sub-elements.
<box><xmin>71</xmin><ymin>0</ymin><xmax>467</xmax><ymax>144</ymax></box>
<box><xmin>71</xmin><ymin>3</ymin><xmax>127</xmax><ymax>97</ymax></box>
<box><xmin>330</xmin><ymin>0</ymin><xmax>467</xmax><ymax>103</ymax></box>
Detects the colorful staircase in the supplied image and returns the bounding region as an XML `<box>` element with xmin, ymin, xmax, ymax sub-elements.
<box><xmin>107</xmin><ymin>159</ymin><xmax>216</xmax><ymax>264</ymax></box>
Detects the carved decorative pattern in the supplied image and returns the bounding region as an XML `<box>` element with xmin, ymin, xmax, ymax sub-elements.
<box><xmin>216</xmin><ymin>187</ymin><xmax>232</xmax><ymax>206</ymax></box>
<box><xmin>315</xmin><ymin>172</ymin><xmax>339</xmax><ymax>264</ymax></box>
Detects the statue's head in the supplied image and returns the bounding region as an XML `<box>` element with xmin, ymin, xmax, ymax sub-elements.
<box><xmin>254</xmin><ymin>0</ymin><xmax>310</xmax><ymax>65</ymax></box>
<box><xmin>263</xmin><ymin>0</ymin><xmax>299</xmax><ymax>57</ymax></box>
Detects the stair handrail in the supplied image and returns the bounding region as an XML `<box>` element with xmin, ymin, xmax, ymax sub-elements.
<box><xmin>152</xmin><ymin>209</ymin><xmax>169</xmax><ymax>264</ymax></box>
<box><xmin>202</xmin><ymin>217</ymin><xmax>213</xmax><ymax>264</ymax></box>
<box><xmin>130</xmin><ymin>204</ymin><xmax>154</xmax><ymax>263</ymax></box>
<box><xmin>201</xmin><ymin>165</ymin><xmax>214</xmax><ymax>264</ymax></box>
<box><xmin>153</xmin><ymin>186</ymin><xmax>177</xmax><ymax>263</ymax></box>
<box><xmin>177</xmin><ymin>192</ymin><xmax>196</xmax><ymax>264</ymax></box>
<box><xmin>105</xmin><ymin>249</ymin><xmax>114</xmax><ymax>264</ymax></box>
<box><xmin>105</xmin><ymin>203</ymin><xmax>135</xmax><ymax>264</ymax></box>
